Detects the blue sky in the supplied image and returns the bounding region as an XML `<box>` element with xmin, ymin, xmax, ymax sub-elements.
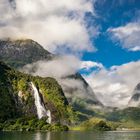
<box><xmin>83</xmin><ymin>0</ymin><xmax>140</xmax><ymax>68</ymax></box>
<box><xmin>81</xmin><ymin>0</ymin><xmax>140</xmax><ymax>106</ymax></box>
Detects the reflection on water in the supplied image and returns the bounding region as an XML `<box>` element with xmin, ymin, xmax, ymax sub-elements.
<box><xmin>0</xmin><ymin>131</ymin><xmax>140</xmax><ymax>140</ymax></box>
<box><xmin>35</xmin><ymin>132</ymin><xmax>41</xmax><ymax>140</ymax></box>
<box><xmin>34</xmin><ymin>132</ymin><xmax>51</xmax><ymax>140</ymax></box>
<box><xmin>47</xmin><ymin>132</ymin><xmax>51</xmax><ymax>140</ymax></box>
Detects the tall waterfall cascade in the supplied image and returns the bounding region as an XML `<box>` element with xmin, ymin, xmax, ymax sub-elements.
<box><xmin>31</xmin><ymin>82</ymin><xmax>51</xmax><ymax>124</ymax></box>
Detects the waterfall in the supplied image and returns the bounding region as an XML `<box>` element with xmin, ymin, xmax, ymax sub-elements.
<box><xmin>31</xmin><ymin>82</ymin><xmax>51</xmax><ymax>124</ymax></box>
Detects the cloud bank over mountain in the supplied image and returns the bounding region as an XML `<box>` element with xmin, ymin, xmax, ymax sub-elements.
<box><xmin>22</xmin><ymin>55</ymin><xmax>80</xmax><ymax>78</ymax></box>
<box><xmin>21</xmin><ymin>53</ymin><xmax>140</xmax><ymax>107</ymax></box>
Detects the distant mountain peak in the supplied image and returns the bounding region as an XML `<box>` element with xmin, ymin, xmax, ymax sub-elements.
<box><xmin>135</xmin><ymin>83</ymin><xmax>140</xmax><ymax>90</ymax></box>
<box><xmin>128</xmin><ymin>83</ymin><xmax>140</xmax><ymax>107</ymax></box>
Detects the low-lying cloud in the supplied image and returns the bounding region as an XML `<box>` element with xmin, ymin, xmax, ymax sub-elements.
<box><xmin>84</xmin><ymin>60</ymin><xmax>140</xmax><ymax>107</ymax></box>
<box><xmin>22</xmin><ymin>55</ymin><xmax>81</xmax><ymax>78</ymax></box>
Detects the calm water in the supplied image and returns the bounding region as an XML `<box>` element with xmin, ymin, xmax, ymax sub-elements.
<box><xmin>0</xmin><ymin>131</ymin><xmax>140</xmax><ymax>140</ymax></box>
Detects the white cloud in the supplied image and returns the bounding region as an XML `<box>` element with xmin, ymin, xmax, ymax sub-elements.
<box><xmin>15</xmin><ymin>0</ymin><xmax>94</xmax><ymax>17</ymax></box>
<box><xmin>83</xmin><ymin>60</ymin><xmax>140</xmax><ymax>107</ymax></box>
<box><xmin>108</xmin><ymin>22</ymin><xmax>140</xmax><ymax>51</ymax></box>
<box><xmin>81</xmin><ymin>61</ymin><xmax>103</xmax><ymax>70</ymax></box>
<box><xmin>22</xmin><ymin>56</ymin><xmax>102</xmax><ymax>78</ymax></box>
<box><xmin>0</xmin><ymin>0</ymin><xmax>98</xmax><ymax>53</ymax></box>
<box><xmin>22</xmin><ymin>55</ymin><xmax>81</xmax><ymax>78</ymax></box>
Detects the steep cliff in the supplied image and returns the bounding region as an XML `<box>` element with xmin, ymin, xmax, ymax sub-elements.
<box><xmin>0</xmin><ymin>61</ymin><xmax>74</xmax><ymax>124</ymax></box>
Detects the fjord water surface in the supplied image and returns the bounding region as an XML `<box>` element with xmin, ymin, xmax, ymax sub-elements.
<box><xmin>0</xmin><ymin>131</ymin><xmax>140</xmax><ymax>140</ymax></box>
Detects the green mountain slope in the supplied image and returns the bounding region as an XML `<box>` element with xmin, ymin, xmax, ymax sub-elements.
<box><xmin>0</xmin><ymin>61</ymin><xmax>75</xmax><ymax>125</ymax></box>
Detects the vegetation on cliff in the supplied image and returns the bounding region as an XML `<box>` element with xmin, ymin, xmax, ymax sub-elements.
<box><xmin>0</xmin><ymin>61</ymin><xmax>77</xmax><ymax>131</ymax></box>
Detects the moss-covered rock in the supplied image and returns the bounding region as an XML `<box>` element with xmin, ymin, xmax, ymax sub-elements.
<box><xmin>73</xmin><ymin>117</ymin><xmax>112</xmax><ymax>131</ymax></box>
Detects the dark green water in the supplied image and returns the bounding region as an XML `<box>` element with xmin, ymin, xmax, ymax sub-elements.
<box><xmin>0</xmin><ymin>131</ymin><xmax>140</xmax><ymax>140</ymax></box>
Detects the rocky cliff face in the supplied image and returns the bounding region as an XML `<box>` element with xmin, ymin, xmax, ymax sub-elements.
<box><xmin>128</xmin><ymin>83</ymin><xmax>140</xmax><ymax>107</ymax></box>
<box><xmin>0</xmin><ymin>61</ymin><xmax>73</xmax><ymax>123</ymax></box>
<box><xmin>0</xmin><ymin>39</ymin><xmax>52</xmax><ymax>68</ymax></box>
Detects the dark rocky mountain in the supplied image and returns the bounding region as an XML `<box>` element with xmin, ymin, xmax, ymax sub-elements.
<box><xmin>128</xmin><ymin>83</ymin><xmax>140</xmax><ymax>107</ymax></box>
<box><xmin>0</xmin><ymin>39</ymin><xmax>52</xmax><ymax>68</ymax></box>
<box><xmin>61</xmin><ymin>73</ymin><xmax>103</xmax><ymax>110</ymax></box>
<box><xmin>0</xmin><ymin>39</ymin><xmax>103</xmax><ymax>116</ymax></box>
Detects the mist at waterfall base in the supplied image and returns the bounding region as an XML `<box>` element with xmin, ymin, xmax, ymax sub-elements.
<box><xmin>31</xmin><ymin>82</ymin><xmax>51</xmax><ymax>124</ymax></box>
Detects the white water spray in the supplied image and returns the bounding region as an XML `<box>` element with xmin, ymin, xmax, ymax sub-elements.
<box><xmin>31</xmin><ymin>82</ymin><xmax>51</xmax><ymax>123</ymax></box>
